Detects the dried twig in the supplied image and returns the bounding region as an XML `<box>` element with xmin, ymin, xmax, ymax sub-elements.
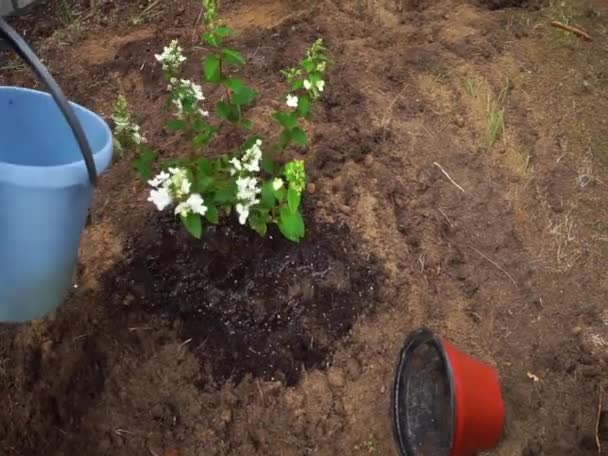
<box><xmin>597</xmin><ymin>387</ymin><xmax>604</xmax><ymax>454</ymax></box>
<box><xmin>550</xmin><ymin>21</ymin><xmax>593</xmax><ymax>41</ymax></box>
<box><xmin>469</xmin><ymin>246</ymin><xmax>518</xmax><ymax>288</ymax></box>
<box><xmin>433</xmin><ymin>162</ymin><xmax>465</xmax><ymax>193</ymax></box>
<box><xmin>438</xmin><ymin>208</ymin><xmax>454</xmax><ymax>227</ymax></box>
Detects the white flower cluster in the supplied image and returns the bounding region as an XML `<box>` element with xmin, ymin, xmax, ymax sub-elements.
<box><xmin>155</xmin><ymin>40</ymin><xmax>186</xmax><ymax>73</ymax></box>
<box><xmin>272</xmin><ymin>177</ymin><xmax>284</xmax><ymax>191</ymax></box>
<box><xmin>303</xmin><ymin>79</ymin><xmax>325</xmax><ymax>93</ymax></box>
<box><xmin>286</xmin><ymin>94</ymin><xmax>298</xmax><ymax>108</ymax></box>
<box><xmin>114</xmin><ymin>116</ymin><xmax>146</xmax><ymax>145</ymax></box>
<box><xmin>235</xmin><ymin>176</ymin><xmax>261</xmax><ymax>225</ymax></box>
<box><xmin>169</xmin><ymin>78</ymin><xmax>209</xmax><ymax>119</ymax></box>
<box><xmin>112</xmin><ymin>99</ymin><xmax>146</xmax><ymax>146</ymax></box>
<box><xmin>230</xmin><ymin>140</ymin><xmax>264</xmax><ymax>224</ymax></box>
<box><xmin>147</xmin><ymin>168</ymin><xmax>208</xmax><ymax>218</ymax></box>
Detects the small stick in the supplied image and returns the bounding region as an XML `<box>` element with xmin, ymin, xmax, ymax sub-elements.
<box><xmin>433</xmin><ymin>162</ymin><xmax>465</xmax><ymax>193</ymax></box>
<box><xmin>550</xmin><ymin>21</ymin><xmax>593</xmax><ymax>42</ymax></box>
<box><xmin>470</xmin><ymin>246</ymin><xmax>518</xmax><ymax>287</ymax></box>
<box><xmin>438</xmin><ymin>208</ymin><xmax>454</xmax><ymax>227</ymax></box>
<box><xmin>596</xmin><ymin>387</ymin><xmax>603</xmax><ymax>454</ymax></box>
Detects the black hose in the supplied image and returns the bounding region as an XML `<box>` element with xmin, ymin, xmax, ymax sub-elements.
<box><xmin>0</xmin><ymin>16</ymin><xmax>97</xmax><ymax>185</ymax></box>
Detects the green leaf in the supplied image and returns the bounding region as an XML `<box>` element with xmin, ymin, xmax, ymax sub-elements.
<box><xmin>260</xmin><ymin>181</ymin><xmax>276</xmax><ymax>209</ymax></box>
<box><xmin>214</xmin><ymin>182</ymin><xmax>236</xmax><ymax>204</ymax></box>
<box><xmin>181</xmin><ymin>213</ymin><xmax>203</xmax><ymax>239</ymax></box>
<box><xmin>214</xmin><ymin>26</ymin><xmax>233</xmax><ymax>38</ymax></box>
<box><xmin>205</xmin><ymin>205</ymin><xmax>219</xmax><ymax>224</ymax></box>
<box><xmin>193</xmin><ymin>118</ymin><xmax>209</xmax><ymax>132</ymax></box>
<box><xmin>132</xmin><ymin>148</ymin><xmax>157</xmax><ymax>180</ymax></box>
<box><xmin>248</xmin><ymin>212</ymin><xmax>268</xmax><ymax>237</ymax></box>
<box><xmin>278</xmin><ymin>129</ymin><xmax>292</xmax><ymax>150</ymax></box>
<box><xmin>198</xmin><ymin>158</ymin><xmax>212</xmax><ymax>175</ymax></box>
<box><xmin>287</xmin><ymin>187</ymin><xmax>301</xmax><ymax>213</ymax></box>
<box><xmin>297</xmin><ymin>95</ymin><xmax>310</xmax><ymax>117</ymax></box>
<box><xmin>240</xmin><ymin>118</ymin><xmax>253</xmax><ymax>130</ymax></box>
<box><xmin>291</xmin><ymin>127</ymin><xmax>308</xmax><ymax>146</ymax></box>
<box><xmin>167</xmin><ymin>119</ymin><xmax>185</xmax><ymax>131</ymax></box>
<box><xmin>216</xmin><ymin>101</ymin><xmax>237</xmax><ymax>122</ymax></box>
<box><xmin>301</xmin><ymin>59</ymin><xmax>315</xmax><ymax>72</ymax></box>
<box><xmin>232</xmin><ymin>85</ymin><xmax>256</xmax><ymax>106</ymax></box>
<box><xmin>261</xmin><ymin>156</ymin><xmax>275</xmax><ymax>174</ymax></box>
<box><xmin>275</xmin><ymin>187</ymin><xmax>286</xmax><ymax>202</ymax></box>
<box><xmin>222</xmin><ymin>48</ymin><xmax>245</xmax><ymax>66</ymax></box>
<box><xmin>196</xmin><ymin>174</ymin><xmax>214</xmax><ymax>192</ymax></box>
<box><xmin>273</xmin><ymin>111</ymin><xmax>297</xmax><ymax>129</ymax></box>
<box><xmin>224</xmin><ymin>78</ymin><xmax>244</xmax><ymax>93</ymax></box>
<box><xmin>278</xmin><ymin>206</ymin><xmax>305</xmax><ymax>242</ymax></box>
<box><xmin>203</xmin><ymin>54</ymin><xmax>221</xmax><ymax>83</ymax></box>
<box><xmin>193</xmin><ymin>128</ymin><xmax>217</xmax><ymax>147</ymax></box>
<box><xmin>202</xmin><ymin>32</ymin><xmax>219</xmax><ymax>47</ymax></box>
<box><xmin>291</xmin><ymin>80</ymin><xmax>304</xmax><ymax>91</ymax></box>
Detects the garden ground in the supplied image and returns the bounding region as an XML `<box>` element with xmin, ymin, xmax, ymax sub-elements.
<box><xmin>1</xmin><ymin>0</ymin><xmax>608</xmax><ymax>454</ymax></box>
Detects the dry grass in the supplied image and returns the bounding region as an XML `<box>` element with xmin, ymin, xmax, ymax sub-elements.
<box><xmin>461</xmin><ymin>76</ymin><xmax>512</xmax><ymax>147</ymax></box>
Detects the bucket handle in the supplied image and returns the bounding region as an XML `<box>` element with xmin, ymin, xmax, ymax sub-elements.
<box><xmin>0</xmin><ymin>17</ymin><xmax>97</xmax><ymax>186</ymax></box>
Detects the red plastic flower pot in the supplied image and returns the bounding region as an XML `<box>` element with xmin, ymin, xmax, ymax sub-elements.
<box><xmin>392</xmin><ymin>328</ymin><xmax>505</xmax><ymax>456</ymax></box>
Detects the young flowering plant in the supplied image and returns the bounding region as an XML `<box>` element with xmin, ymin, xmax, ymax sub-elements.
<box><xmin>113</xmin><ymin>1</ymin><xmax>327</xmax><ymax>242</ymax></box>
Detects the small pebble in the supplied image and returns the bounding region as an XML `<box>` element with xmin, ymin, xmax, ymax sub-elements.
<box><xmin>307</xmin><ymin>182</ymin><xmax>316</xmax><ymax>194</ymax></box>
<box><xmin>572</xmin><ymin>326</ymin><xmax>583</xmax><ymax>336</ymax></box>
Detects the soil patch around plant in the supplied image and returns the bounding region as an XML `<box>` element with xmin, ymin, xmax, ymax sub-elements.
<box><xmin>104</xmin><ymin>210</ymin><xmax>383</xmax><ymax>387</ymax></box>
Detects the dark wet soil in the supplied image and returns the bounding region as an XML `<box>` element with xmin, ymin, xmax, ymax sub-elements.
<box><xmin>104</xmin><ymin>210</ymin><xmax>382</xmax><ymax>387</ymax></box>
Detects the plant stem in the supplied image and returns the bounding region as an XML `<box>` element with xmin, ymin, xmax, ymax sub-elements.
<box><xmin>218</xmin><ymin>58</ymin><xmax>231</xmax><ymax>102</ymax></box>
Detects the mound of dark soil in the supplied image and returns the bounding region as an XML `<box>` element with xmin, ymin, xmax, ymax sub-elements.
<box><xmin>104</xmin><ymin>211</ymin><xmax>383</xmax><ymax>386</ymax></box>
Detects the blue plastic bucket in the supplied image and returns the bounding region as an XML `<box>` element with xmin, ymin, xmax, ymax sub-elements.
<box><xmin>0</xmin><ymin>17</ymin><xmax>112</xmax><ymax>321</ymax></box>
<box><xmin>0</xmin><ymin>87</ymin><xmax>112</xmax><ymax>321</ymax></box>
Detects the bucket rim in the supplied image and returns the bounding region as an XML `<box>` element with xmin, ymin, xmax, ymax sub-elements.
<box><xmin>0</xmin><ymin>86</ymin><xmax>112</xmax><ymax>188</ymax></box>
<box><xmin>391</xmin><ymin>327</ymin><xmax>455</xmax><ymax>456</ymax></box>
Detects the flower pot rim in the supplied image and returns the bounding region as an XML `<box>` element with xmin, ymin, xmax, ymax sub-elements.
<box><xmin>392</xmin><ymin>327</ymin><xmax>455</xmax><ymax>456</ymax></box>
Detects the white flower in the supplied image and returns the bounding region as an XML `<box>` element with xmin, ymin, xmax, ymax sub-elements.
<box><xmin>229</xmin><ymin>157</ymin><xmax>242</xmax><ymax>176</ymax></box>
<box><xmin>133</xmin><ymin>130</ymin><xmax>146</xmax><ymax>145</ymax></box>
<box><xmin>316</xmin><ymin>80</ymin><xmax>325</xmax><ymax>92</ymax></box>
<box><xmin>303</xmin><ymin>80</ymin><xmax>312</xmax><ymax>90</ymax></box>
<box><xmin>148</xmin><ymin>171</ymin><xmax>171</xmax><ymax>188</ymax></box>
<box><xmin>272</xmin><ymin>178</ymin><xmax>284</xmax><ymax>191</ymax></box>
<box><xmin>236</xmin><ymin>203</ymin><xmax>249</xmax><ymax>225</ymax></box>
<box><xmin>148</xmin><ymin>188</ymin><xmax>172</xmax><ymax>211</ymax></box>
<box><xmin>286</xmin><ymin>94</ymin><xmax>299</xmax><ymax>108</ymax></box>
<box><xmin>175</xmin><ymin>193</ymin><xmax>208</xmax><ymax>217</ymax></box>
<box><xmin>172</xmin><ymin>79</ymin><xmax>207</xmax><ymax>117</ymax></box>
<box><xmin>179</xmin><ymin>178</ymin><xmax>191</xmax><ymax>195</ymax></box>
<box><xmin>168</xmin><ymin>167</ymin><xmax>191</xmax><ymax>198</ymax></box>
<box><xmin>316</xmin><ymin>61</ymin><xmax>326</xmax><ymax>72</ymax></box>
<box><xmin>113</xmin><ymin>118</ymin><xmax>130</xmax><ymax>132</ymax></box>
<box><xmin>180</xmin><ymin>79</ymin><xmax>205</xmax><ymax>101</ymax></box>
<box><xmin>235</xmin><ymin>175</ymin><xmax>260</xmax><ymax>225</ymax></box>
<box><xmin>244</xmin><ymin>159</ymin><xmax>260</xmax><ymax>173</ymax></box>
<box><xmin>155</xmin><ymin>40</ymin><xmax>186</xmax><ymax>73</ymax></box>
<box><xmin>236</xmin><ymin>176</ymin><xmax>261</xmax><ymax>201</ymax></box>
<box><xmin>241</xmin><ymin>140</ymin><xmax>262</xmax><ymax>173</ymax></box>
